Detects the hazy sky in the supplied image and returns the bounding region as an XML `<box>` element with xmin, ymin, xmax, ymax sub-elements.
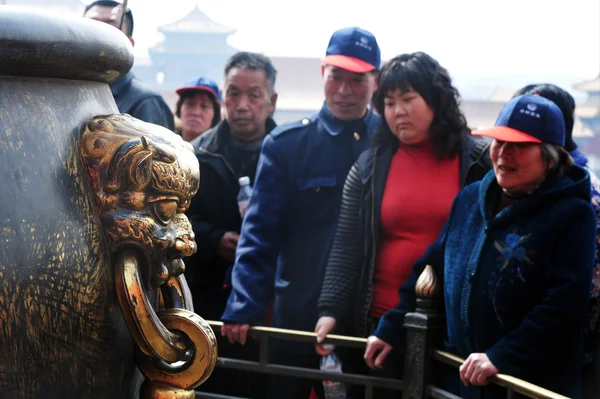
<box><xmin>105</xmin><ymin>0</ymin><xmax>600</xmax><ymax>81</ymax></box>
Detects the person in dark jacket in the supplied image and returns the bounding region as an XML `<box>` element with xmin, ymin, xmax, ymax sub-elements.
<box><xmin>186</xmin><ymin>51</ymin><xmax>278</xmax><ymax>398</ymax></box>
<box><xmin>512</xmin><ymin>83</ymin><xmax>600</xmax><ymax>364</ymax></box>
<box><xmin>84</xmin><ymin>1</ymin><xmax>175</xmax><ymax>131</ymax></box>
<box><xmin>366</xmin><ymin>94</ymin><xmax>596</xmax><ymax>398</ymax></box>
<box><xmin>315</xmin><ymin>52</ymin><xmax>491</xmax><ymax>397</ymax></box>
<box><xmin>513</xmin><ymin>83</ymin><xmax>600</xmax><ymax>399</ymax></box>
<box><xmin>221</xmin><ymin>27</ymin><xmax>381</xmax><ymax>399</ymax></box>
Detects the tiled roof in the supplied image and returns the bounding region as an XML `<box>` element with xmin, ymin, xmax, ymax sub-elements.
<box><xmin>158</xmin><ymin>6</ymin><xmax>235</xmax><ymax>35</ymax></box>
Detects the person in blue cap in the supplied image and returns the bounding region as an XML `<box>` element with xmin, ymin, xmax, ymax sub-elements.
<box><xmin>84</xmin><ymin>1</ymin><xmax>175</xmax><ymax>131</ymax></box>
<box><xmin>512</xmin><ymin>83</ymin><xmax>600</xmax><ymax>397</ymax></box>
<box><xmin>365</xmin><ymin>94</ymin><xmax>596</xmax><ymax>398</ymax></box>
<box><xmin>220</xmin><ymin>27</ymin><xmax>381</xmax><ymax>398</ymax></box>
<box><xmin>175</xmin><ymin>76</ymin><xmax>222</xmax><ymax>142</ymax></box>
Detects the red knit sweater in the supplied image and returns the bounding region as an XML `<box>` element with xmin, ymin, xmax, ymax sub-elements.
<box><xmin>369</xmin><ymin>144</ymin><xmax>460</xmax><ymax>317</ymax></box>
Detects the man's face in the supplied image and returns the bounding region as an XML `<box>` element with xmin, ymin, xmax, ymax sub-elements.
<box><xmin>223</xmin><ymin>68</ymin><xmax>277</xmax><ymax>142</ymax></box>
<box><xmin>84</xmin><ymin>5</ymin><xmax>133</xmax><ymax>43</ymax></box>
<box><xmin>322</xmin><ymin>65</ymin><xmax>378</xmax><ymax>121</ymax></box>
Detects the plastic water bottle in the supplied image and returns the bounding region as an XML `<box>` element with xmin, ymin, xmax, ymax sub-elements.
<box><xmin>237</xmin><ymin>176</ymin><xmax>252</xmax><ymax>218</ymax></box>
<box><xmin>320</xmin><ymin>348</ymin><xmax>347</xmax><ymax>399</ymax></box>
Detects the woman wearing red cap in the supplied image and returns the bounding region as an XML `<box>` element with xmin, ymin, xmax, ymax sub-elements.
<box><xmin>175</xmin><ymin>76</ymin><xmax>222</xmax><ymax>142</ymax></box>
<box><xmin>365</xmin><ymin>94</ymin><xmax>596</xmax><ymax>398</ymax></box>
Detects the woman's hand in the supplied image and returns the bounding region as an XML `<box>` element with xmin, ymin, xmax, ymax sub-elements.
<box><xmin>221</xmin><ymin>322</ymin><xmax>251</xmax><ymax>345</ymax></box>
<box><xmin>314</xmin><ymin>316</ymin><xmax>337</xmax><ymax>355</ymax></box>
<box><xmin>364</xmin><ymin>335</ymin><xmax>393</xmax><ymax>369</ymax></box>
<box><xmin>459</xmin><ymin>353</ymin><xmax>499</xmax><ymax>386</ymax></box>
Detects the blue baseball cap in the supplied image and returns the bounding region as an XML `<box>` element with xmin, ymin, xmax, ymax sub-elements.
<box><xmin>321</xmin><ymin>27</ymin><xmax>380</xmax><ymax>73</ymax></box>
<box><xmin>176</xmin><ymin>76</ymin><xmax>222</xmax><ymax>102</ymax></box>
<box><xmin>472</xmin><ymin>94</ymin><xmax>565</xmax><ymax>146</ymax></box>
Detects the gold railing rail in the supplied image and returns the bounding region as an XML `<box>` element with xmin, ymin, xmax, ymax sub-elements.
<box><xmin>207</xmin><ymin>320</ymin><xmax>368</xmax><ymax>346</ymax></box>
<box><xmin>204</xmin><ymin>321</ymin><xmax>569</xmax><ymax>399</ymax></box>
<box><xmin>432</xmin><ymin>350</ymin><xmax>570</xmax><ymax>399</ymax></box>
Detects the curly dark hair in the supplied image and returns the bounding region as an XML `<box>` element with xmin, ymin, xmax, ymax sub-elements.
<box><xmin>372</xmin><ymin>52</ymin><xmax>468</xmax><ymax>159</ymax></box>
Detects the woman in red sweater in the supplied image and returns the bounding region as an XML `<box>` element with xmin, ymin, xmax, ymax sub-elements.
<box><xmin>314</xmin><ymin>52</ymin><xmax>492</xmax><ymax>396</ymax></box>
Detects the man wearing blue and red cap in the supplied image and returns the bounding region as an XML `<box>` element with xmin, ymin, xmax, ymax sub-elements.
<box><xmin>221</xmin><ymin>27</ymin><xmax>381</xmax><ymax>398</ymax></box>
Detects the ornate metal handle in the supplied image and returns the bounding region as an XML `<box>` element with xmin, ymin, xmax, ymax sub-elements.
<box><xmin>115</xmin><ymin>248</ymin><xmax>189</xmax><ymax>363</ymax></box>
<box><xmin>80</xmin><ymin>115</ymin><xmax>214</xmax><ymax>398</ymax></box>
<box><xmin>137</xmin><ymin>308</ymin><xmax>217</xmax><ymax>390</ymax></box>
<box><xmin>115</xmin><ymin>249</ymin><xmax>217</xmax><ymax>398</ymax></box>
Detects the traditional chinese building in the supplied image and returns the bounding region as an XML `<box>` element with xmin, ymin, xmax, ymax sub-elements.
<box><xmin>143</xmin><ymin>5</ymin><xmax>237</xmax><ymax>87</ymax></box>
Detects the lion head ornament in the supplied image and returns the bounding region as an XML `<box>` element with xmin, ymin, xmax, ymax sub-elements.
<box><xmin>81</xmin><ymin>114</ymin><xmax>200</xmax><ymax>290</ymax></box>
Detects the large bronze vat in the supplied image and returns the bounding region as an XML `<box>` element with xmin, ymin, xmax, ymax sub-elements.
<box><xmin>0</xmin><ymin>7</ymin><xmax>215</xmax><ymax>399</ymax></box>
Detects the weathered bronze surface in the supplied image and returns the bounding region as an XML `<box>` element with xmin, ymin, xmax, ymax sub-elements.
<box><xmin>0</xmin><ymin>6</ymin><xmax>132</xmax><ymax>82</ymax></box>
<box><xmin>80</xmin><ymin>114</ymin><xmax>199</xmax><ymax>291</ymax></box>
<box><xmin>0</xmin><ymin>7</ymin><xmax>200</xmax><ymax>399</ymax></box>
<box><xmin>79</xmin><ymin>114</ymin><xmax>215</xmax><ymax>397</ymax></box>
<box><xmin>415</xmin><ymin>264</ymin><xmax>442</xmax><ymax>300</ymax></box>
<box><xmin>404</xmin><ymin>265</ymin><xmax>445</xmax><ymax>399</ymax></box>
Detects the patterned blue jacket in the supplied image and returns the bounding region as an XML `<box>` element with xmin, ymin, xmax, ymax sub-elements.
<box><xmin>375</xmin><ymin>166</ymin><xmax>596</xmax><ymax>398</ymax></box>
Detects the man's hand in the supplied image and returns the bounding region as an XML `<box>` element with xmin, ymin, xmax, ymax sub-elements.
<box><xmin>217</xmin><ymin>232</ymin><xmax>239</xmax><ymax>263</ymax></box>
<box><xmin>364</xmin><ymin>335</ymin><xmax>393</xmax><ymax>369</ymax></box>
<box><xmin>314</xmin><ymin>316</ymin><xmax>337</xmax><ymax>356</ymax></box>
<box><xmin>221</xmin><ymin>322</ymin><xmax>251</xmax><ymax>345</ymax></box>
<box><xmin>459</xmin><ymin>353</ymin><xmax>499</xmax><ymax>386</ymax></box>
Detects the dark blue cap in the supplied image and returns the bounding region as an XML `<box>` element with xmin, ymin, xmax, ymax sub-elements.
<box><xmin>176</xmin><ymin>76</ymin><xmax>221</xmax><ymax>102</ymax></box>
<box><xmin>321</xmin><ymin>27</ymin><xmax>380</xmax><ymax>73</ymax></box>
<box><xmin>472</xmin><ymin>94</ymin><xmax>565</xmax><ymax>146</ymax></box>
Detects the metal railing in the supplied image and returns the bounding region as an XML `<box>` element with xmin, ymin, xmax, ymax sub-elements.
<box><xmin>431</xmin><ymin>350</ymin><xmax>569</xmax><ymax>399</ymax></box>
<box><xmin>194</xmin><ymin>321</ymin><xmax>569</xmax><ymax>399</ymax></box>
<box><xmin>195</xmin><ymin>321</ymin><xmax>402</xmax><ymax>399</ymax></box>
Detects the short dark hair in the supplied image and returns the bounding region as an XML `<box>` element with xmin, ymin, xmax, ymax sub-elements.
<box><xmin>512</xmin><ymin>83</ymin><xmax>577</xmax><ymax>152</ymax></box>
<box><xmin>372</xmin><ymin>52</ymin><xmax>468</xmax><ymax>159</ymax></box>
<box><xmin>84</xmin><ymin>0</ymin><xmax>134</xmax><ymax>37</ymax></box>
<box><xmin>175</xmin><ymin>90</ymin><xmax>221</xmax><ymax>128</ymax></box>
<box><xmin>223</xmin><ymin>52</ymin><xmax>277</xmax><ymax>96</ymax></box>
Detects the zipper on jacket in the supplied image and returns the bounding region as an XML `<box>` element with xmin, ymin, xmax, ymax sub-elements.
<box><xmin>362</xmin><ymin>148</ymin><xmax>379</xmax><ymax>336</ymax></box>
<box><xmin>198</xmin><ymin>147</ymin><xmax>237</xmax><ymax>179</ymax></box>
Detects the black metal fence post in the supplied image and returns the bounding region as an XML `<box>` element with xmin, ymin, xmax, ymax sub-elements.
<box><xmin>403</xmin><ymin>265</ymin><xmax>445</xmax><ymax>399</ymax></box>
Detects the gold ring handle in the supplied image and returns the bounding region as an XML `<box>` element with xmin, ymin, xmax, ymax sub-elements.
<box><xmin>114</xmin><ymin>248</ymin><xmax>189</xmax><ymax>363</ymax></box>
<box><xmin>137</xmin><ymin>308</ymin><xmax>218</xmax><ymax>390</ymax></box>
<box><xmin>161</xmin><ymin>274</ymin><xmax>194</xmax><ymax>312</ymax></box>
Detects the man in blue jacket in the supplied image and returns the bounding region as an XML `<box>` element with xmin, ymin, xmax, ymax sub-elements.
<box><xmin>221</xmin><ymin>27</ymin><xmax>381</xmax><ymax>398</ymax></box>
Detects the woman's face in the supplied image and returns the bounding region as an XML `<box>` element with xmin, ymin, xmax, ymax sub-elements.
<box><xmin>180</xmin><ymin>91</ymin><xmax>216</xmax><ymax>142</ymax></box>
<box><xmin>491</xmin><ymin>140</ymin><xmax>550</xmax><ymax>195</ymax></box>
<box><xmin>383</xmin><ymin>88</ymin><xmax>434</xmax><ymax>145</ymax></box>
